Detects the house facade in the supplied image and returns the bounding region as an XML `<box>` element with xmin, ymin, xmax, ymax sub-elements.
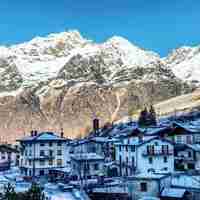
<box><xmin>0</xmin><ymin>145</ymin><xmax>19</xmax><ymax>171</ymax></box>
<box><xmin>115</xmin><ymin>136</ymin><xmax>174</xmax><ymax>175</ymax></box>
<box><xmin>70</xmin><ymin>153</ymin><xmax>105</xmax><ymax>180</ymax></box>
<box><xmin>18</xmin><ymin>131</ymin><xmax>69</xmax><ymax>177</ymax></box>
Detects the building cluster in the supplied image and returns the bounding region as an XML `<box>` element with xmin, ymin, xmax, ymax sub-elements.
<box><xmin>2</xmin><ymin>115</ymin><xmax>200</xmax><ymax>200</ymax></box>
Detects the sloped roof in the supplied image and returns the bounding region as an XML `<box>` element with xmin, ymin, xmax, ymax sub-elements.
<box><xmin>17</xmin><ymin>132</ymin><xmax>67</xmax><ymax>142</ymax></box>
<box><xmin>0</xmin><ymin>145</ymin><xmax>19</xmax><ymax>153</ymax></box>
<box><xmin>71</xmin><ymin>153</ymin><xmax>104</xmax><ymax>161</ymax></box>
<box><xmin>161</xmin><ymin>188</ymin><xmax>186</xmax><ymax>198</ymax></box>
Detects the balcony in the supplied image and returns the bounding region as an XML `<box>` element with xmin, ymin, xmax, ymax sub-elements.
<box><xmin>143</xmin><ymin>149</ymin><xmax>173</xmax><ymax>156</ymax></box>
<box><xmin>27</xmin><ymin>155</ymin><xmax>54</xmax><ymax>160</ymax></box>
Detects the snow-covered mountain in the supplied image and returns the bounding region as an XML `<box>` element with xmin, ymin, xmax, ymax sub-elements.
<box><xmin>0</xmin><ymin>31</ymin><xmax>161</xmax><ymax>87</ymax></box>
<box><xmin>0</xmin><ymin>30</ymin><xmax>197</xmax><ymax>142</ymax></box>
<box><xmin>163</xmin><ymin>45</ymin><xmax>200</xmax><ymax>84</ymax></box>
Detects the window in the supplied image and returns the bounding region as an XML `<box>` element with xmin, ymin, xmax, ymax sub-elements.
<box><xmin>40</xmin><ymin>143</ymin><xmax>45</xmax><ymax>147</ymax></box>
<box><xmin>164</xmin><ymin>156</ymin><xmax>168</xmax><ymax>163</ymax></box>
<box><xmin>186</xmin><ymin>135</ymin><xmax>193</xmax><ymax>144</ymax></box>
<box><xmin>131</xmin><ymin>145</ymin><xmax>135</xmax><ymax>152</ymax></box>
<box><xmin>188</xmin><ymin>151</ymin><xmax>192</xmax><ymax>158</ymax></box>
<box><xmin>40</xmin><ymin>150</ymin><xmax>45</xmax><ymax>156</ymax></box>
<box><xmin>49</xmin><ymin>150</ymin><xmax>53</xmax><ymax>157</ymax></box>
<box><xmin>1</xmin><ymin>153</ymin><xmax>5</xmax><ymax>160</ymax></box>
<box><xmin>132</xmin><ymin>156</ymin><xmax>135</xmax><ymax>166</ymax></box>
<box><xmin>126</xmin><ymin>145</ymin><xmax>128</xmax><ymax>152</ymax></box>
<box><xmin>126</xmin><ymin>157</ymin><xmax>129</xmax><ymax>163</ymax></box>
<box><xmin>49</xmin><ymin>142</ymin><xmax>53</xmax><ymax>147</ymax></box>
<box><xmin>49</xmin><ymin>160</ymin><xmax>53</xmax><ymax>166</ymax></box>
<box><xmin>29</xmin><ymin>160</ymin><xmax>32</xmax><ymax>166</ymax></box>
<box><xmin>57</xmin><ymin>142</ymin><xmax>62</xmax><ymax>146</ymax></box>
<box><xmin>155</xmin><ymin>142</ymin><xmax>158</xmax><ymax>146</ymax></box>
<box><xmin>162</xmin><ymin>145</ymin><xmax>169</xmax><ymax>154</ymax></box>
<box><xmin>119</xmin><ymin>155</ymin><xmax>122</xmax><ymax>165</ymax></box>
<box><xmin>147</xmin><ymin>145</ymin><xmax>154</xmax><ymax>154</ymax></box>
<box><xmin>126</xmin><ymin>167</ymin><xmax>128</xmax><ymax>176</ymax></box>
<box><xmin>119</xmin><ymin>145</ymin><xmax>122</xmax><ymax>152</ymax></box>
<box><xmin>29</xmin><ymin>150</ymin><xmax>32</xmax><ymax>156</ymax></box>
<box><xmin>94</xmin><ymin>163</ymin><xmax>99</xmax><ymax>170</ymax></box>
<box><xmin>57</xmin><ymin>150</ymin><xmax>62</xmax><ymax>156</ymax></box>
<box><xmin>140</xmin><ymin>182</ymin><xmax>147</xmax><ymax>192</ymax></box>
<box><xmin>25</xmin><ymin>150</ymin><xmax>28</xmax><ymax>156</ymax></box>
<box><xmin>176</xmin><ymin>136</ymin><xmax>182</xmax><ymax>143</ymax></box>
<box><xmin>40</xmin><ymin>160</ymin><xmax>45</xmax><ymax>166</ymax></box>
<box><xmin>195</xmin><ymin>135</ymin><xmax>200</xmax><ymax>143</ymax></box>
<box><xmin>84</xmin><ymin>163</ymin><xmax>90</xmax><ymax>171</ymax></box>
<box><xmin>149</xmin><ymin>157</ymin><xmax>153</xmax><ymax>164</ymax></box>
<box><xmin>57</xmin><ymin>159</ymin><xmax>62</xmax><ymax>166</ymax></box>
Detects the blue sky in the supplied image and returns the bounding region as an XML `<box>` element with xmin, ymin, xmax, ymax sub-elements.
<box><xmin>0</xmin><ymin>0</ymin><xmax>200</xmax><ymax>56</ymax></box>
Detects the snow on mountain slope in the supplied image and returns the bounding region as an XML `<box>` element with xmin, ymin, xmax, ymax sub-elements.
<box><xmin>164</xmin><ymin>46</ymin><xmax>200</xmax><ymax>84</ymax></box>
<box><xmin>0</xmin><ymin>31</ymin><xmax>162</xmax><ymax>88</ymax></box>
<box><xmin>103</xmin><ymin>36</ymin><xmax>160</xmax><ymax>67</ymax></box>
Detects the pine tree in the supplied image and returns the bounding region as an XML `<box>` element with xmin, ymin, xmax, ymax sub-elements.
<box><xmin>138</xmin><ymin>107</ymin><xmax>148</xmax><ymax>126</ymax></box>
<box><xmin>149</xmin><ymin>105</ymin><xmax>157</xmax><ymax>125</ymax></box>
<box><xmin>3</xmin><ymin>183</ymin><xmax>17</xmax><ymax>200</ymax></box>
<box><xmin>26</xmin><ymin>183</ymin><xmax>45</xmax><ymax>200</ymax></box>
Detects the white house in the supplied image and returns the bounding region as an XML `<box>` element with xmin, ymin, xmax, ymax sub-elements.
<box><xmin>126</xmin><ymin>173</ymin><xmax>171</xmax><ymax>200</ymax></box>
<box><xmin>17</xmin><ymin>131</ymin><xmax>69</xmax><ymax>177</ymax></box>
<box><xmin>70</xmin><ymin>153</ymin><xmax>105</xmax><ymax>180</ymax></box>
<box><xmin>0</xmin><ymin>144</ymin><xmax>19</xmax><ymax>171</ymax></box>
<box><xmin>115</xmin><ymin>135</ymin><xmax>174</xmax><ymax>175</ymax></box>
<box><xmin>167</xmin><ymin>122</ymin><xmax>200</xmax><ymax>145</ymax></box>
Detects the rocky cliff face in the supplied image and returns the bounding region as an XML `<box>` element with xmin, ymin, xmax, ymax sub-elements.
<box><xmin>0</xmin><ymin>30</ymin><xmax>196</xmax><ymax>142</ymax></box>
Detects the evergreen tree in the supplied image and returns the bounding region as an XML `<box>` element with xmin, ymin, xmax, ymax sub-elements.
<box><xmin>2</xmin><ymin>183</ymin><xmax>45</xmax><ymax>200</ymax></box>
<box><xmin>26</xmin><ymin>183</ymin><xmax>45</xmax><ymax>200</ymax></box>
<box><xmin>138</xmin><ymin>107</ymin><xmax>148</xmax><ymax>126</ymax></box>
<box><xmin>149</xmin><ymin>105</ymin><xmax>157</xmax><ymax>125</ymax></box>
<box><xmin>3</xmin><ymin>183</ymin><xmax>17</xmax><ymax>200</ymax></box>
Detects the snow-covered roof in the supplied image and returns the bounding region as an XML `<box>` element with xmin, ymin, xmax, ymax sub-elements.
<box><xmin>128</xmin><ymin>172</ymin><xmax>170</xmax><ymax>180</ymax></box>
<box><xmin>187</xmin><ymin>144</ymin><xmax>200</xmax><ymax>152</ymax></box>
<box><xmin>173</xmin><ymin>122</ymin><xmax>200</xmax><ymax>134</ymax></box>
<box><xmin>91</xmin><ymin>137</ymin><xmax>119</xmax><ymax>143</ymax></box>
<box><xmin>71</xmin><ymin>153</ymin><xmax>104</xmax><ymax>161</ymax></box>
<box><xmin>18</xmin><ymin>132</ymin><xmax>67</xmax><ymax>142</ymax></box>
<box><xmin>161</xmin><ymin>188</ymin><xmax>186</xmax><ymax>198</ymax></box>
<box><xmin>172</xmin><ymin>174</ymin><xmax>200</xmax><ymax>189</ymax></box>
<box><xmin>115</xmin><ymin>136</ymin><xmax>173</xmax><ymax>147</ymax></box>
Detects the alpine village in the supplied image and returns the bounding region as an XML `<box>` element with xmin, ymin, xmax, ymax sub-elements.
<box><xmin>1</xmin><ymin>105</ymin><xmax>200</xmax><ymax>200</ymax></box>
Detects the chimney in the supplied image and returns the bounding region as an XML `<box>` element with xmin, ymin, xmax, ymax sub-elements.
<box><xmin>60</xmin><ymin>128</ymin><xmax>64</xmax><ymax>138</ymax></box>
<box><xmin>30</xmin><ymin>130</ymin><xmax>34</xmax><ymax>137</ymax></box>
<box><xmin>93</xmin><ymin>118</ymin><xmax>99</xmax><ymax>132</ymax></box>
<box><xmin>34</xmin><ymin>130</ymin><xmax>38</xmax><ymax>136</ymax></box>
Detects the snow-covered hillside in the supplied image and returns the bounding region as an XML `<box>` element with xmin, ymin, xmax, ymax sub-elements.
<box><xmin>163</xmin><ymin>46</ymin><xmax>200</xmax><ymax>84</ymax></box>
